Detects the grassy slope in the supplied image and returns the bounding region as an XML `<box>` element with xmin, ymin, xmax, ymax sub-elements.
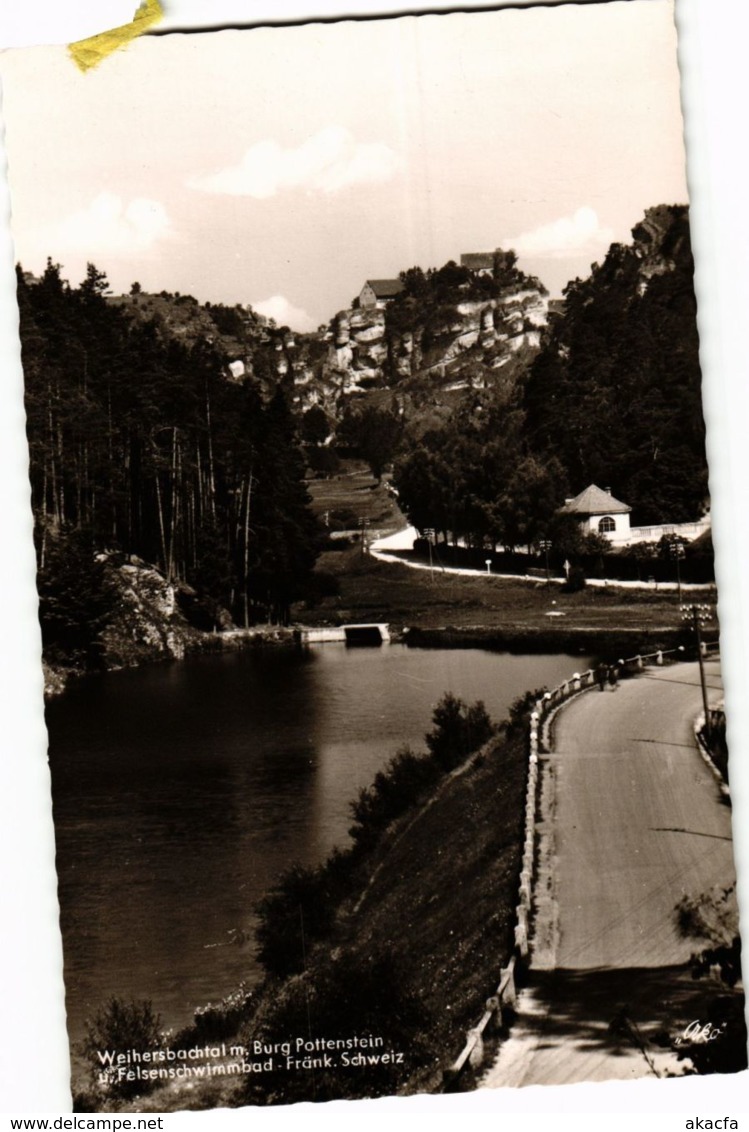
<box><xmin>236</xmin><ymin>727</ymin><xmax>527</xmax><ymax>1105</ymax></box>
<box><xmin>306</xmin><ymin>460</ymin><xmax>404</xmax><ymax>533</ymax></box>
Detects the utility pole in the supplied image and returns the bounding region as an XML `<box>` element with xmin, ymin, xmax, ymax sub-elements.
<box><xmin>424</xmin><ymin>528</ymin><xmax>435</xmax><ymax>580</ymax></box>
<box><xmin>359</xmin><ymin>517</ymin><xmax>369</xmax><ymax>558</ymax></box>
<box><xmin>681</xmin><ymin>602</ymin><xmax>713</xmax><ymax>743</ymax></box>
<box><xmin>539</xmin><ymin>539</ymin><xmax>551</xmax><ymax>585</ymax></box>
<box><xmin>670</xmin><ymin>536</ymin><xmax>686</xmax><ymax>602</ymax></box>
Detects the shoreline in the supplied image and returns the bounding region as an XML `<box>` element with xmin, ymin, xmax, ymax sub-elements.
<box><xmin>44</xmin><ymin>620</ymin><xmax>704</xmax><ymax>699</ymax></box>
<box><xmin>400</xmin><ymin>623</ymin><xmax>694</xmax><ymax>655</ymax></box>
<box><xmin>42</xmin><ymin>624</ymin><xmax>298</xmax><ymax>698</ymax></box>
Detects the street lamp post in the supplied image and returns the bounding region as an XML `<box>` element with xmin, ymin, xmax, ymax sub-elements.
<box><xmin>681</xmin><ymin>602</ymin><xmax>713</xmax><ymax>743</ymax></box>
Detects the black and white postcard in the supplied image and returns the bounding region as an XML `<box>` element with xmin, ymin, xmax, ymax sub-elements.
<box><xmin>0</xmin><ymin>0</ymin><xmax>746</xmax><ymax>1117</ymax></box>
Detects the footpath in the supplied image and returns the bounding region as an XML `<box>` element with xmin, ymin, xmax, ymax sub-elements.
<box><xmin>482</xmin><ymin>659</ymin><xmax>739</xmax><ymax>1087</ymax></box>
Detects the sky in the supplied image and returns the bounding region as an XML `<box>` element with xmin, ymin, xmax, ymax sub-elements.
<box><xmin>0</xmin><ymin>0</ymin><xmax>689</xmax><ymax>331</ymax></box>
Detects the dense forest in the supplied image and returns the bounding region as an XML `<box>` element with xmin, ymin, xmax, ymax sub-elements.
<box><xmin>523</xmin><ymin>205</ymin><xmax>707</xmax><ymax>525</ymax></box>
<box><xmin>393</xmin><ymin>392</ymin><xmax>565</xmax><ymax>550</ymax></box>
<box><xmin>393</xmin><ymin>205</ymin><xmax>709</xmax><ymax>544</ymax></box>
<box><xmin>18</xmin><ymin>261</ymin><xmax>320</xmax><ymax>654</ymax></box>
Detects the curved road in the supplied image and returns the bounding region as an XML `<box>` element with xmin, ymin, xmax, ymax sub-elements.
<box><xmin>484</xmin><ymin>659</ymin><xmax>740</xmax><ymax>1087</ymax></box>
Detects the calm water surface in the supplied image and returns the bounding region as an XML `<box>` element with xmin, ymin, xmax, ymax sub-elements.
<box><xmin>46</xmin><ymin>644</ymin><xmax>588</xmax><ymax>1039</ymax></box>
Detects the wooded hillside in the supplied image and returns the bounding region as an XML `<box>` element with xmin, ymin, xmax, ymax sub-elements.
<box><xmin>18</xmin><ymin>261</ymin><xmax>320</xmax><ymax>650</ymax></box>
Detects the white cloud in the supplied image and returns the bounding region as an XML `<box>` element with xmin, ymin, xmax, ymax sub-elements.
<box><xmin>252</xmin><ymin>295</ymin><xmax>316</xmax><ymax>333</ymax></box>
<box><xmin>504</xmin><ymin>207</ymin><xmax>615</xmax><ymax>260</ymax></box>
<box><xmin>52</xmin><ymin>193</ymin><xmax>173</xmax><ymax>256</ymax></box>
<box><xmin>189</xmin><ymin>126</ymin><xmax>400</xmax><ymax>198</ymax></box>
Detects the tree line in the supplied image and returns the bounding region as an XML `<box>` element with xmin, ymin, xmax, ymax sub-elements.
<box><xmin>18</xmin><ymin>260</ymin><xmax>320</xmax><ymax>646</ymax></box>
<box><xmin>523</xmin><ymin>205</ymin><xmax>707</xmax><ymax>526</ymax></box>
<box><xmin>390</xmin><ymin>205</ymin><xmax>709</xmax><ymax>549</ymax></box>
<box><xmin>394</xmin><ymin>391</ymin><xmax>565</xmax><ymax>550</ymax></box>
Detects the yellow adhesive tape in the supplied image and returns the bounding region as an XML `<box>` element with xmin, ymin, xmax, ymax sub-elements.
<box><xmin>69</xmin><ymin>0</ymin><xmax>164</xmax><ymax>71</ymax></box>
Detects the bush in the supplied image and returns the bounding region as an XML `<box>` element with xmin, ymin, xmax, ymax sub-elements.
<box><xmin>254</xmin><ymin>863</ymin><xmax>341</xmax><ymax>978</ymax></box>
<box><xmin>561</xmin><ymin>565</ymin><xmax>587</xmax><ymax>593</ymax></box>
<box><xmin>305</xmin><ymin>445</ymin><xmax>340</xmax><ymax>476</ymax></box>
<box><xmin>243</xmin><ymin>952</ymin><xmax>432</xmax><ymax>1104</ymax></box>
<box><xmin>675</xmin><ymin>884</ymin><xmax>741</xmax><ymax>984</ymax></box>
<box><xmin>80</xmin><ymin>997</ymin><xmax>162</xmax><ymax>1098</ymax></box>
<box><xmin>671</xmin><ymin>885</ymin><xmax>747</xmax><ymax>1074</ymax></box>
<box><xmin>300</xmin><ymin>569</ymin><xmax>341</xmax><ymax>604</ymax></box>
<box><xmin>702</xmin><ymin>710</ymin><xmax>728</xmax><ymax>782</ymax></box>
<box><xmin>350</xmin><ymin>745</ymin><xmax>441</xmax><ymax>848</ymax></box>
<box><xmin>425</xmin><ymin>693</ymin><xmax>495</xmax><ymax>771</ymax></box>
<box><xmin>507</xmin><ymin>687</ymin><xmax>549</xmax><ymax>734</ymax></box>
<box><xmin>254</xmin><ymin>693</ymin><xmax>497</xmax><ymax>981</ymax></box>
<box><xmin>172</xmin><ymin>984</ymin><xmax>254</xmax><ymax>1046</ymax></box>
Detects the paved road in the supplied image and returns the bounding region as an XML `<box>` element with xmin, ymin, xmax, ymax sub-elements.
<box><xmin>483</xmin><ymin>659</ymin><xmax>739</xmax><ymax>1087</ymax></box>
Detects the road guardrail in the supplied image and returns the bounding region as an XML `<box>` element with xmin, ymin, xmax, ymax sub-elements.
<box><xmin>443</xmin><ymin>640</ymin><xmax>718</xmax><ymax>1089</ymax></box>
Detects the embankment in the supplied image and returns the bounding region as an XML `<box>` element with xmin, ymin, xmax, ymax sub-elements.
<box><xmin>239</xmin><ymin>723</ymin><xmax>529</xmax><ymax>1105</ymax></box>
<box><xmin>402</xmin><ymin>624</ymin><xmax>689</xmax><ymax>656</ymax></box>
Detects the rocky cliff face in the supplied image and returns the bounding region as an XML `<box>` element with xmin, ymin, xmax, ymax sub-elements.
<box><xmin>326</xmin><ymin>307</ymin><xmax>389</xmax><ymax>390</ymax></box>
<box><xmin>631</xmin><ymin>204</ymin><xmax>691</xmax><ymax>296</ymax></box>
<box><xmin>43</xmin><ymin>555</ymin><xmax>234</xmax><ymax>697</ymax></box>
<box><xmin>106</xmin><ymin>265</ymin><xmax>550</xmax><ymax>419</ymax></box>
<box><xmin>106</xmin><ymin>290</ymin><xmax>316</xmax><ymax>398</ymax></box>
<box><xmin>307</xmin><ymin>274</ymin><xmax>549</xmax><ymax>407</ymax></box>
<box><xmin>98</xmin><ymin>556</ymin><xmax>230</xmax><ymax>671</ymax></box>
<box><xmin>297</xmin><ymin>210</ymin><xmax>683</xmax><ymax>414</ymax></box>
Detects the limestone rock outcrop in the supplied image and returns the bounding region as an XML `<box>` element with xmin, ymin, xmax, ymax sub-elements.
<box><xmin>309</xmin><ymin>278</ymin><xmax>549</xmax><ymax>401</ymax></box>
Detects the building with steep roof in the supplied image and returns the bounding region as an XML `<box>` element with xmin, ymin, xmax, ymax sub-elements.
<box><xmin>460</xmin><ymin>252</ymin><xmax>495</xmax><ymax>275</ymax></box>
<box><xmin>559</xmin><ymin>484</ymin><xmax>632</xmax><ymax>543</ymax></box>
<box><xmin>559</xmin><ymin>484</ymin><xmax>711</xmax><ymax>547</ymax></box>
<box><xmin>359</xmin><ymin>278</ymin><xmax>404</xmax><ymax>310</ymax></box>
